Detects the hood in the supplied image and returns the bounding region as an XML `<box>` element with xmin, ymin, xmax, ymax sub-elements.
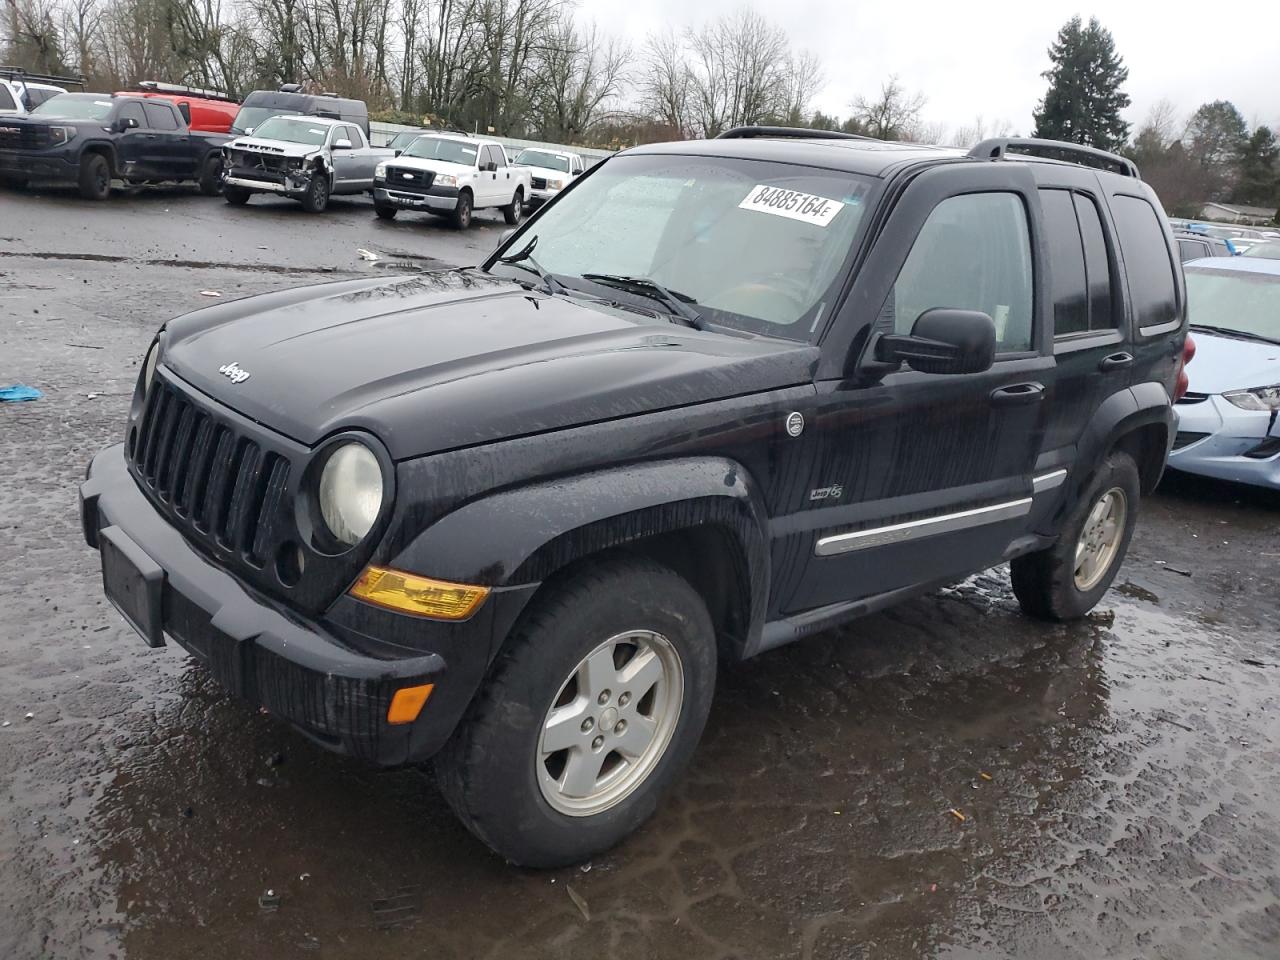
<box><xmin>388</xmin><ymin>156</ymin><xmax>474</xmax><ymax>176</ymax></box>
<box><xmin>225</xmin><ymin>136</ymin><xmax>319</xmax><ymax>157</ymax></box>
<box><xmin>161</xmin><ymin>270</ymin><xmax>818</xmax><ymax>459</ymax></box>
<box><xmin>1186</xmin><ymin>330</ymin><xmax>1280</xmax><ymax>395</ymax></box>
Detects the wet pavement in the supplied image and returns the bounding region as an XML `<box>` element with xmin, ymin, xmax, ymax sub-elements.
<box><xmin>2</xmin><ymin>185</ymin><xmax>1279</xmax><ymax>959</ymax></box>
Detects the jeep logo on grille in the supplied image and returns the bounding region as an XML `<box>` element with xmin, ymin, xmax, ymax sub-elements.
<box><xmin>218</xmin><ymin>361</ymin><xmax>251</xmax><ymax>384</ymax></box>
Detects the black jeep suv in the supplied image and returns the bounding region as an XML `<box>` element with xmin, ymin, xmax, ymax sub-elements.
<box><xmin>80</xmin><ymin>130</ymin><xmax>1190</xmax><ymax>867</ymax></box>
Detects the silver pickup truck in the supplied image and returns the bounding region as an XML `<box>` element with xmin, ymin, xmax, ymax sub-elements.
<box><xmin>222</xmin><ymin>115</ymin><xmax>392</xmax><ymax>213</ymax></box>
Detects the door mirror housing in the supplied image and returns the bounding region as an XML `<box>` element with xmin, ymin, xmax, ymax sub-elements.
<box><xmin>115</xmin><ymin>116</ymin><xmax>139</xmax><ymax>133</ymax></box>
<box><xmin>393</xmin><ymin>148</ymin><xmax>402</xmax><ymax>157</ymax></box>
<box><xmin>873</xmin><ymin>308</ymin><xmax>996</xmax><ymax>375</ymax></box>
<box><xmin>333</xmin><ymin>138</ymin><xmax>353</xmax><ymax>150</ymax></box>
<box><xmin>483</xmin><ymin>160</ymin><xmax>498</xmax><ymax>172</ymax></box>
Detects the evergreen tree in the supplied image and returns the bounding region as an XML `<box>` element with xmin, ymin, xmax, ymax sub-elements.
<box><xmin>1233</xmin><ymin>126</ymin><xmax>1278</xmax><ymax>207</ymax></box>
<box><xmin>1032</xmin><ymin>17</ymin><xmax>1131</xmax><ymax>151</ymax></box>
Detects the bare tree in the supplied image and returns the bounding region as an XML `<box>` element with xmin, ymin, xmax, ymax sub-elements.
<box><xmin>531</xmin><ymin>19</ymin><xmax>626</xmax><ymax>141</ymax></box>
<box><xmin>637</xmin><ymin>28</ymin><xmax>690</xmax><ymax>137</ymax></box>
<box><xmin>852</xmin><ymin>75</ymin><xmax>926</xmax><ymax>141</ymax></box>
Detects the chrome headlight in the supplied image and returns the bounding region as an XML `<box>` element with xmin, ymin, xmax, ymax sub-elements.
<box><xmin>142</xmin><ymin>342</ymin><xmax>160</xmax><ymax>396</ymax></box>
<box><xmin>1223</xmin><ymin>385</ymin><xmax>1280</xmax><ymax>411</ymax></box>
<box><xmin>374</xmin><ymin>162</ymin><xmax>388</xmax><ymax>179</ymax></box>
<box><xmin>48</xmin><ymin>125</ymin><xmax>77</xmax><ymax>145</ymax></box>
<box><xmin>434</xmin><ymin>173</ymin><xmax>457</xmax><ymax>187</ymax></box>
<box><xmin>547</xmin><ymin>178</ymin><xmax>565</xmax><ymax>190</ymax></box>
<box><xmin>318</xmin><ymin>442</ymin><xmax>384</xmax><ymax>545</ymax></box>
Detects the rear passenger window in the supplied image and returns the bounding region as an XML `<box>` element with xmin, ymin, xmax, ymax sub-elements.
<box><xmin>1040</xmin><ymin>190</ymin><xmax>1088</xmax><ymax>335</ymax></box>
<box><xmin>1112</xmin><ymin>195</ymin><xmax>1178</xmax><ymax>330</ymax></box>
<box><xmin>891</xmin><ymin>192</ymin><xmax>1034</xmax><ymax>352</ymax></box>
<box><xmin>1075</xmin><ymin>195</ymin><xmax>1114</xmax><ymax>330</ymax></box>
<box><xmin>0</xmin><ymin>85</ymin><xmax>15</xmax><ymax>110</ymax></box>
<box><xmin>142</xmin><ymin>102</ymin><xmax>178</xmax><ymax>130</ymax></box>
<box><xmin>177</xmin><ymin>102</ymin><xmax>191</xmax><ymax>124</ymax></box>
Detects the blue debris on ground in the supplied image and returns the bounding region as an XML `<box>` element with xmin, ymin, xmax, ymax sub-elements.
<box><xmin>0</xmin><ymin>385</ymin><xmax>42</xmax><ymax>402</ymax></box>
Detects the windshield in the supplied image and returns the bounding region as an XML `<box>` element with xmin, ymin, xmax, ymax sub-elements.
<box><xmin>30</xmin><ymin>94</ymin><xmax>113</xmax><ymax>120</ymax></box>
<box><xmin>1185</xmin><ymin>267</ymin><xmax>1280</xmax><ymax>342</ymax></box>
<box><xmin>231</xmin><ymin>106</ymin><xmax>300</xmax><ymax>135</ymax></box>
<box><xmin>402</xmin><ymin>136</ymin><xmax>479</xmax><ymax>166</ymax></box>
<box><xmin>488</xmin><ymin>153</ymin><xmax>873</xmax><ymax>340</ymax></box>
<box><xmin>390</xmin><ymin>132</ymin><xmax>424</xmax><ymax>150</ymax></box>
<box><xmin>1243</xmin><ymin>241</ymin><xmax>1280</xmax><ymax>260</ymax></box>
<box><xmin>516</xmin><ymin>149</ymin><xmax>570</xmax><ymax>173</ymax></box>
<box><xmin>249</xmin><ymin>116</ymin><xmax>331</xmax><ymax>145</ymax></box>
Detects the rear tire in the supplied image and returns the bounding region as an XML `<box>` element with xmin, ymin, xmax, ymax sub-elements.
<box><xmin>1011</xmin><ymin>450</ymin><xmax>1140</xmax><ymax>620</ymax></box>
<box><xmin>198</xmin><ymin>154</ymin><xmax>223</xmax><ymax>196</ymax></box>
<box><xmin>223</xmin><ymin>186</ymin><xmax>251</xmax><ymax>206</ymax></box>
<box><xmin>434</xmin><ymin>557</ymin><xmax>716</xmax><ymax>867</ymax></box>
<box><xmin>78</xmin><ymin>153</ymin><xmax>111</xmax><ymax>201</ymax></box>
<box><xmin>450</xmin><ymin>190</ymin><xmax>472</xmax><ymax>229</ymax></box>
<box><xmin>503</xmin><ymin>188</ymin><xmax>524</xmax><ymax>225</ymax></box>
<box><xmin>374</xmin><ymin>203</ymin><xmax>397</xmax><ymax>220</ymax></box>
<box><xmin>300</xmin><ymin>172</ymin><xmax>330</xmax><ymax>213</ymax></box>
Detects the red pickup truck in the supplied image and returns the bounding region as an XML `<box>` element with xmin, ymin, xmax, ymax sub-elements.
<box><xmin>114</xmin><ymin>82</ymin><xmax>239</xmax><ymax>134</ymax></box>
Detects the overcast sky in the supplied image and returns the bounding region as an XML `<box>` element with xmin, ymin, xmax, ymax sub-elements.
<box><xmin>578</xmin><ymin>0</ymin><xmax>1280</xmax><ymax>139</ymax></box>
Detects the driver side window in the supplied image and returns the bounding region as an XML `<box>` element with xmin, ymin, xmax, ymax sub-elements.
<box><xmin>890</xmin><ymin>192</ymin><xmax>1034</xmax><ymax>353</ymax></box>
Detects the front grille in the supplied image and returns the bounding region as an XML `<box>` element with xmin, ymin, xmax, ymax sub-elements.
<box><xmin>129</xmin><ymin>377</ymin><xmax>291</xmax><ymax>568</ymax></box>
<box><xmin>0</xmin><ymin>124</ymin><xmax>51</xmax><ymax>149</ymax></box>
<box><xmin>530</xmin><ymin>176</ymin><xmax>547</xmax><ymax>190</ymax></box>
<box><xmin>1176</xmin><ymin>392</ymin><xmax>1209</xmax><ymax>405</ymax></box>
<box><xmin>228</xmin><ymin>150</ymin><xmax>295</xmax><ymax>183</ymax></box>
<box><xmin>1172</xmin><ymin>431</ymin><xmax>1210</xmax><ymax>450</ymax></box>
<box><xmin>384</xmin><ymin>165</ymin><xmax>434</xmax><ymax>190</ymax></box>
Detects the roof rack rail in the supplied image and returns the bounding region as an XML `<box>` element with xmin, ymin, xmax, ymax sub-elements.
<box><xmin>717</xmin><ymin>125</ymin><xmax>876</xmax><ymax>142</ymax></box>
<box><xmin>131</xmin><ymin>80</ymin><xmax>238</xmax><ymax>103</ymax></box>
<box><xmin>0</xmin><ymin>65</ymin><xmax>86</xmax><ymax>88</ymax></box>
<box><xmin>968</xmin><ymin>137</ymin><xmax>1139</xmax><ymax>178</ymax></box>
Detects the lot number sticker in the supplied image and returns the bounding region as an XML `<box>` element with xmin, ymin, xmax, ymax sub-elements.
<box><xmin>740</xmin><ymin>185</ymin><xmax>844</xmax><ymax>226</ymax></box>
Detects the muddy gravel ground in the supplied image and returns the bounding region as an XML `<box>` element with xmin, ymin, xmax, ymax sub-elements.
<box><xmin>2</xmin><ymin>185</ymin><xmax>1279</xmax><ymax>960</ymax></box>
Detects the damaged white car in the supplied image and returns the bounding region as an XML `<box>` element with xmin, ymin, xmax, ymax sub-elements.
<box><xmin>222</xmin><ymin>115</ymin><xmax>392</xmax><ymax>212</ymax></box>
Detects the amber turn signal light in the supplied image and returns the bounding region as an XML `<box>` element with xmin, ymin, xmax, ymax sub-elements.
<box><xmin>350</xmin><ymin>566</ymin><xmax>489</xmax><ymax>620</ymax></box>
<box><xmin>387</xmin><ymin>683</ymin><xmax>435</xmax><ymax>725</ymax></box>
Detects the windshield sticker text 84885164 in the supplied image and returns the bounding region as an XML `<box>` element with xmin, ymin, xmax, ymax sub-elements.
<box><xmin>739</xmin><ymin>185</ymin><xmax>844</xmax><ymax>226</ymax></box>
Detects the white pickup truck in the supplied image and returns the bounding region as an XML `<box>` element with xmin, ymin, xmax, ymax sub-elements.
<box><xmin>512</xmin><ymin>147</ymin><xmax>586</xmax><ymax>207</ymax></box>
<box><xmin>371</xmin><ymin>133</ymin><xmax>531</xmax><ymax>229</ymax></box>
<box><xmin>222</xmin><ymin>114</ymin><xmax>392</xmax><ymax>213</ymax></box>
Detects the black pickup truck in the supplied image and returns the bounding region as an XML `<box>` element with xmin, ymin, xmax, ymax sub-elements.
<box><xmin>81</xmin><ymin>130</ymin><xmax>1190</xmax><ymax>868</ymax></box>
<box><xmin>0</xmin><ymin>92</ymin><xmax>228</xmax><ymax>199</ymax></box>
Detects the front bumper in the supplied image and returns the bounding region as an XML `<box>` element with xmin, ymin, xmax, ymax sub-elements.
<box><xmin>528</xmin><ymin>187</ymin><xmax>561</xmax><ymax>205</ymax></box>
<box><xmin>0</xmin><ymin>149</ymin><xmax>77</xmax><ymax>181</ymax></box>
<box><xmin>224</xmin><ymin>171</ymin><xmax>311</xmax><ymax>197</ymax></box>
<box><xmin>373</xmin><ymin>183</ymin><xmax>459</xmax><ymax>211</ymax></box>
<box><xmin>80</xmin><ymin>444</ymin><xmax>537</xmax><ymax>764</ymax></box>
<box><xmin>1169</xmin><ymin>395</ymin><xmax>1280</xmax><ymax>489</ymax></box>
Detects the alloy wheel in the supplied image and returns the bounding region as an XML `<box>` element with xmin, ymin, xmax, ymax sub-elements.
<box><xmin>1074</xmin><ymin>486</ymin><xmax>1127</xmax><ymax>591</ymax></box>
<box><xmin>537</xmin><ymin>630</ymin><xmax>684</xmax><ymax>817</ymax></box>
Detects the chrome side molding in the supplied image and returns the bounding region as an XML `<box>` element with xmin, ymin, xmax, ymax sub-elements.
<box><xmin>1032</xmin><ymin>468</ymin><xmax>1067</xmax><ymax>493</ymax></box>
<box><xmin>815</xmin><ymin>497</ymin><xmax>1033</xmax><ymax>557</ymax></box>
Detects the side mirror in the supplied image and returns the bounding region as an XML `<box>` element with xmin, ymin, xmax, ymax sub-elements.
<box><xmin>483</xmin><ymin>161</ymin><xmax>497</xmax><ymax>172</ymax></box>
<box><xmin>873</xmin><ymin>308</ymin><xmax>996</xmax><ymax>375</ymax></box>
<box><xmin>393</xmin><ymin>149</ymin><xmax>402</xmax><ymax>157</ymax></box>
<box><xmin>334</xmin><ymin>138</ymin><xmax>352</xmax><ymax>150</ymax></box>
<box><xmin>115</xmin><ymin>116</ymin><xmax>139</xmax><ymax>133</ymax></box>
<box><xmin>245</xmin><ymin>126</ymin><xmax>254</xmax><ymax>135</ymax></box>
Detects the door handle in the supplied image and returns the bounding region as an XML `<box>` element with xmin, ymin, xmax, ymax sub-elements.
<box><xmin>990</xmin><ymin>382</ymin><xmax>1045</xmax><ymax>406</ymax></box>
<box><xmin>1099</xmin><ymin>352</ymin><xmax>1134</xmax><ymax>372</ymax></box>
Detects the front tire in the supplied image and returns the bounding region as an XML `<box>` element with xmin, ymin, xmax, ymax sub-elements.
<box><xmin>300</xmin><ymin>172</ymin><xmax>330</xmax><ymax>213</ymax></box>
<box><xmin>503</xmin><ymin>188</ymin><xmax>524</xmax><ymax>225</ymax></box>
<box><xmin>434</xmin><ymin>557</ymin><xmax>716</xmax><ymax>867</ymax></box>
<box><xmin>374</xmin><ymin>203</ymin><xmax>397</xmax><ymax>220</ymax></box>
<box><xmin>223</xmin><ymin>186</ymin><xmax>251</xmax><ymax>206</ymax></box>
<box><xmin>1011</xmin><ymin>450</ymin><xmax>1140</xmax><ymax>620</ymax></box>
<box><xmin>450</xmin><ymin>190</ymin><xmax>472</xmax><ymax>229</ymax></box>
<box><xmin>78</xmin><ymin>153</ymin><xmax>111</xmax><ymax>201</ymax></box>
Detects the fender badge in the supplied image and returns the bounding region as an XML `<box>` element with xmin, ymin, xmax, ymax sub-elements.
<box><xmin>785</xmin><ymin>411</ymin><xmax>805</xmax><ymax>437</ymax></box>
<box><xmin>218</xmin><ymin>361</ymin><xmax>251</xmax><ymax>384</ymax></box>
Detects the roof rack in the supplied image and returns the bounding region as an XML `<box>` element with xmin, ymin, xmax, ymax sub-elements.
<box><xmin>968</xmin><ymin>137</ymin><xmax>1139</xmax><ymax>178</ymax></box>
<box><xmin>0</xmin><ymin>65</ymin><xmax>86</xmax><ymax>88</ymax></box>
<box><xmin>131</xmin><ymin>80</ymin><xmax>238</xmax><ymax>103</ymax></box>
<box><xmin>717</xmin><ymin>125</ymin><xmax>876</xmax><ymax>142</ymax></box>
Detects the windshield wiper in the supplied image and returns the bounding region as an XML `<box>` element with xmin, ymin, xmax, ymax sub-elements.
<box><xmin>1189</xmin><ymin>323</ymin><xmax>1280</xmax><ymax>345</ymax></box>
<box><xmin>580</xmin><ymin>274</ymin><xmax>706</xmax><ymax>330</ymax></box>
<box><xmin>496</xmin><ymin>236</ymin><xmax>566</xmax><ymax>296</ymax></box>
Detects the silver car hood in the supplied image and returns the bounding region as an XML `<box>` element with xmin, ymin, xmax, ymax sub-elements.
<box><xmin>225</xmin><ymin>136</ymin><xmax>320</xmax><ymax>158</ymax></box>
